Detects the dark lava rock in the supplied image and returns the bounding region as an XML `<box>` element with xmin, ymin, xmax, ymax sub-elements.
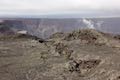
<box><xmin>68</xmin><ymin>59</ymin><xmax>101</xmax><ymax>73</ymax></box>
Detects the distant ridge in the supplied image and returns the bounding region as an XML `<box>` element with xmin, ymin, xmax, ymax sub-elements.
<box><xmin>0</xmin><ymin>17</ymin><xmax>120</xmax><ymax>39</ymax></box>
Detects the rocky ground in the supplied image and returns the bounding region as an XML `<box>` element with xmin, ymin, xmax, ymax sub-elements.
<box><xmin>0</xmin><ymin>29</ymin><xmax>120</xmax><ymax>80</ymax></box>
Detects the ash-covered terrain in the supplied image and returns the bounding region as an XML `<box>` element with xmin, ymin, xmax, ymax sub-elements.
<box><xmin>0</xmin><ymin>29</ymin><xmax>120</xmax><ymax>80</ymax></box>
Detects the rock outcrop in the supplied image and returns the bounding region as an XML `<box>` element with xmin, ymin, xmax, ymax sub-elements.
<box><xmin>0</xmin><ymin>29</ymin><xmax>120</xmax><ymax>80</ymax></box>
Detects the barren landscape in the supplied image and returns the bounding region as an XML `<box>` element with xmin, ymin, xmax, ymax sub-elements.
<box><xmin>0</xmin><ymin>0</ymin><xmax>120</xmax><ymax>79</ymax></box>
<box><xmin>0</xmin><ymin>29</ymin><xmax>120</xmax><ymax>80</ymax></box>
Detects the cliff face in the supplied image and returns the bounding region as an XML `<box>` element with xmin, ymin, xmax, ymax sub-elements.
<box><xmin>0</xmin><ymin>23</ymin><xmax>15</xmax><ymax>35</ymax></box>
<box><xmin>0</xmin><ymin>18</ymin><xmax>120</xmax><ymax>38</ymax></box>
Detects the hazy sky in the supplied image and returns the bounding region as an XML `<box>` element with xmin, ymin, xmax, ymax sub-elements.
<box><xmin>0</xmin><ymin>0</ymin><xmax>120</xmax><ymax>17</ymax></box>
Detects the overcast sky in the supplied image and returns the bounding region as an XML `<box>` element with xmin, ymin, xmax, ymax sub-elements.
<box><xmin>0</xmin><ymin>0</ymin><xmax>120</xmax><ymax>17</ymax></box>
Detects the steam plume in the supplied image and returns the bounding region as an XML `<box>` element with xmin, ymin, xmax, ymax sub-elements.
<box><xmin>96</xmin><ymin>21</ymin><xmax>104</xmax><ymax>30</ymax></box>
<box><xmin>82</xmin><ymin>18</ymin><xmax>95</xmax><ymax>29</ymax></box>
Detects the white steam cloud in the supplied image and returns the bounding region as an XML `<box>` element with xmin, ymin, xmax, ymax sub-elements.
<box><xmin>96</xmin><ymin>21</ymin><xmax>104</xmax><ymax>30</ymax></box>
<box><xmin>40</xmin><ymin>26</ymin><xmax>59</xmax><ymax>38</ymax></box>
<box><xmin>82</xmin><ymin>19</ymin><xmax>95</xmax><ymax>29</ymax></box>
